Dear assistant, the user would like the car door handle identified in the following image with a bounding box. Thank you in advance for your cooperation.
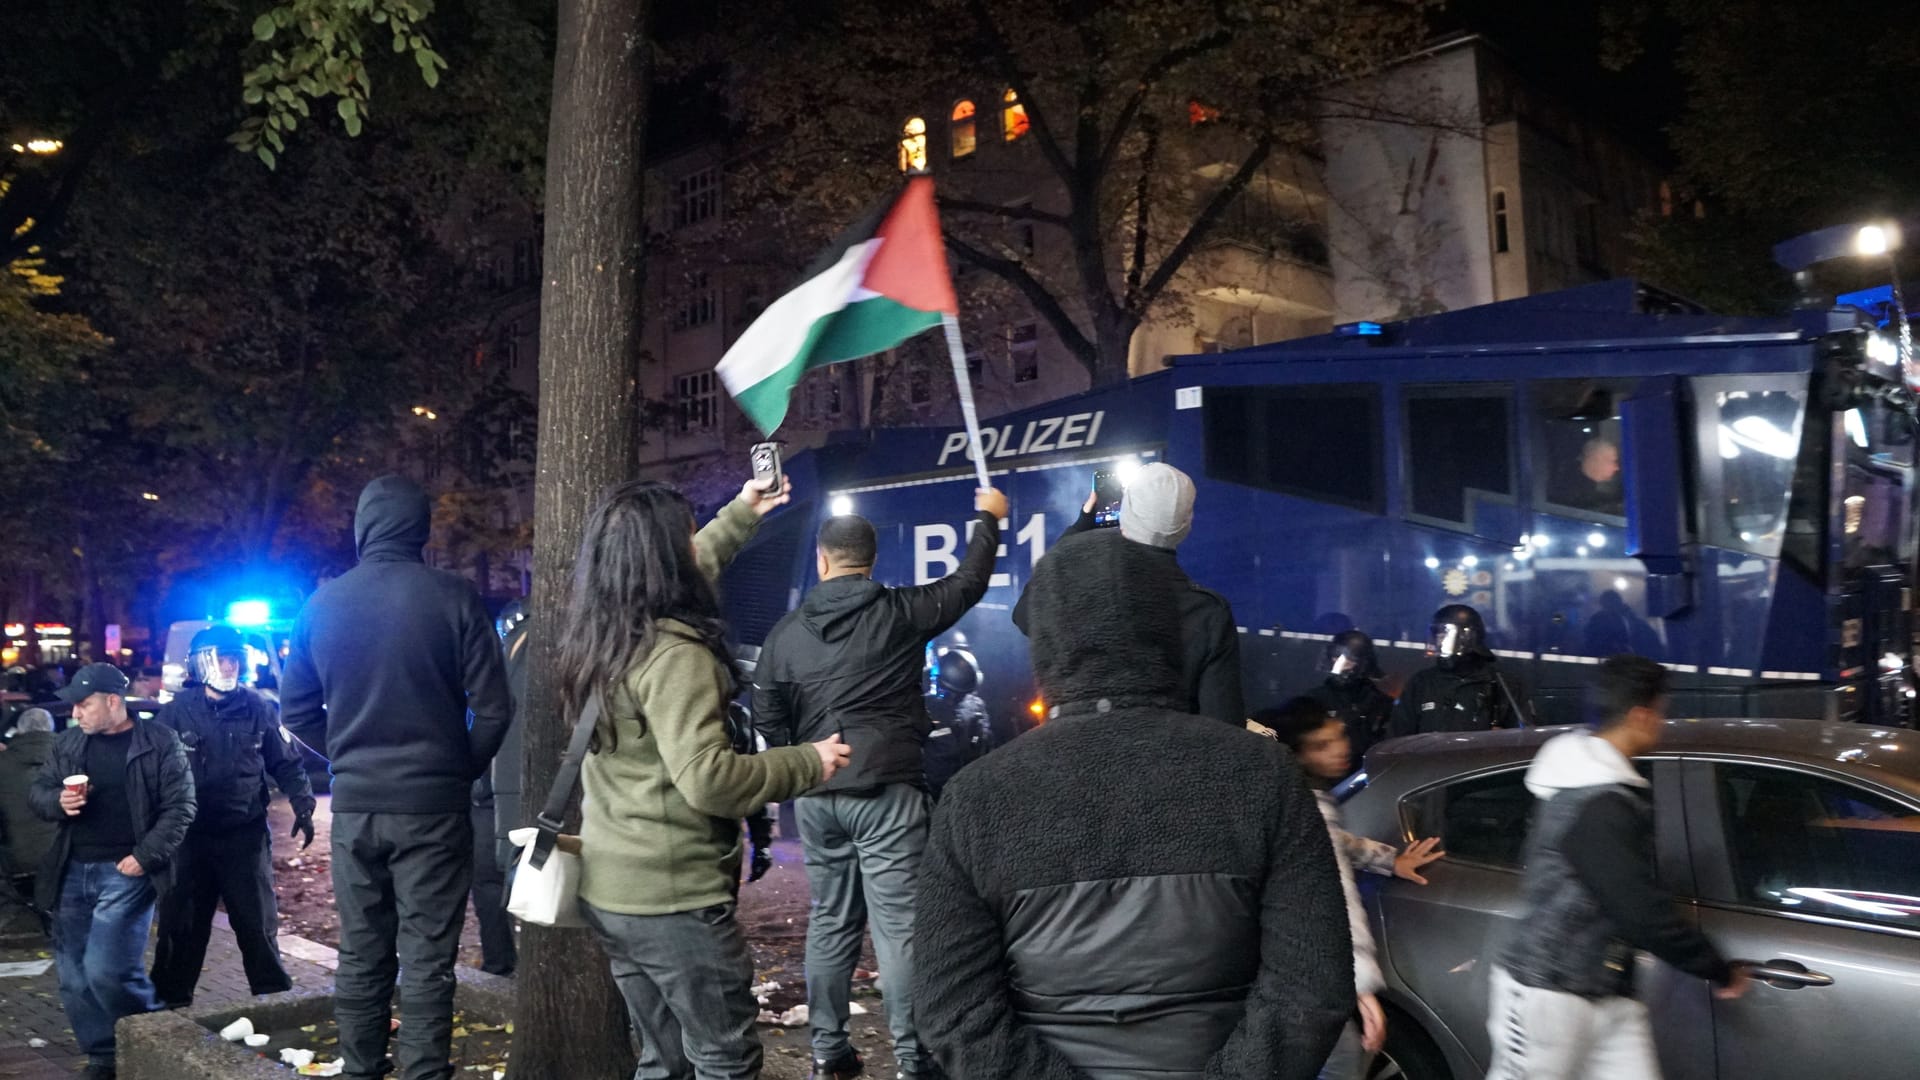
[1743,959,1835,989]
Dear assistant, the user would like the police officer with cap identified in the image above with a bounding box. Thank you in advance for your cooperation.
[149,625,316,1008]
[1306,630,1394,767]
[1391,605,1532,737]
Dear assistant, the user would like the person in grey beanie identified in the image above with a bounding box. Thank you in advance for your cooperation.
[1013,462,1244,724]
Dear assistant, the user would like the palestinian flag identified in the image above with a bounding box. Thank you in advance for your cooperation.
[717,176,958,435]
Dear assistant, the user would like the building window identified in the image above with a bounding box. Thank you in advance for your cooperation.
[1188,100,1221,126]
[676,371,717,433]
[499,322,521,372]
[1404,386,1514,530]
[951,100,977,159]
[1002,89,1029,142]
[966,349,983,380]
[674,271,717,331]
[825,377,843,417]
[1009,322,1039,383]
[673,167,720,229]
[1492,190,1509,254]
[900,117,928,173]
[512,239,535,286]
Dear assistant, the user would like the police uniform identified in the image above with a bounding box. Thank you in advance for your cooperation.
[149,680,314,1006]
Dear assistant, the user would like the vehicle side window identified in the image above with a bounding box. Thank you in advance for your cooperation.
[1532,379,1632,521]
[1402,769,1534,871]
[1714,764,1920,930]
[1404,386,1513,530]
[1203,384,1383,513]
[1688,375,1809,559]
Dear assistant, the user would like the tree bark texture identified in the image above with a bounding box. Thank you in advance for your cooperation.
[509,0,648,1074]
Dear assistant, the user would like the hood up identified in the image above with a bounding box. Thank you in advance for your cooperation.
[799,576,886,642]
[1524,729,1648,800]
[354,475,432,562]
[1025,528,1184,711]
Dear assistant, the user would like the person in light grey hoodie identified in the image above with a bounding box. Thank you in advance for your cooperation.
[1488,655,1749,1079]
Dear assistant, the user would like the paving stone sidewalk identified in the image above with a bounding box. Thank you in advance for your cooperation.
[0,915,338,1079]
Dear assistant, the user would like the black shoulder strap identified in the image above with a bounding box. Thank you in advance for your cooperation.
[527,690,602,871]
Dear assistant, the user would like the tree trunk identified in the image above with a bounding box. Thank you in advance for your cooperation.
[508,0,648,1075]
[1091,308,1138,388]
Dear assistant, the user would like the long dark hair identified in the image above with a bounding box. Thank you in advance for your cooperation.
[555,480,736,745]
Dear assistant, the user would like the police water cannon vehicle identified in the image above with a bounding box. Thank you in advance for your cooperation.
[720,280,1920,731]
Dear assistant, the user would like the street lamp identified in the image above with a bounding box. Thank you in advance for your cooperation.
[1856,225,1912,387]
[10,139,63,155]
[1775,220,1913,386]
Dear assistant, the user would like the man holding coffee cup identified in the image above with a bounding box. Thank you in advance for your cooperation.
[29,662,197,1080]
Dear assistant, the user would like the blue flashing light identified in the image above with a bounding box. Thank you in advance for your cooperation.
[1336,321,1384,337]
[226,600,272,627]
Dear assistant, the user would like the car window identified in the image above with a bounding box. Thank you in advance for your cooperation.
[1403,769,1535,870]
[1714,764,1920,930]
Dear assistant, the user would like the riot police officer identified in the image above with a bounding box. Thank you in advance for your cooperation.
[1306,630,1394,766]
[150,626,316,1007]
[1391,605,1532,737]
[923,648,993,800]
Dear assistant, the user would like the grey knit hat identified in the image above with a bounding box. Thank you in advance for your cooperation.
[1119,463,1196,550]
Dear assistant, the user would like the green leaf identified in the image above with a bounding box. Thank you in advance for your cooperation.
[338,97,358,122]
[344,110,363,137]
[394,34,408,53]
[421,64,439,88]
[243,86,265,105]
[265,127,285,152]
[256,145,276,170]
[371,9,387,23]
[253,12,277,41]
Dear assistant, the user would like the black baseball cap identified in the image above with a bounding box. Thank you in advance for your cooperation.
[56,663,132,704]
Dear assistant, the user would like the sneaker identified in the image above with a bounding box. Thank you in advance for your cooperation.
[898,1067,945,1080]
[811,1050,864,1079]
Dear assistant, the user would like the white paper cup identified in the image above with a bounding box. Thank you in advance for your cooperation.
[63,774,88,795]
[220,1017,253,1041]
[244,1033,270,1048]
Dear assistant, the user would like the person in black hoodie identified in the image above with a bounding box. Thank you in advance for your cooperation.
[754,485,1007,1080]
[149,625,316,1007]
[1306,631,1394,768]
[282,475,511,1080]
[915,527,1352,1080]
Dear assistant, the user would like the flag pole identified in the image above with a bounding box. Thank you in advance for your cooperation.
[939,313,993,491]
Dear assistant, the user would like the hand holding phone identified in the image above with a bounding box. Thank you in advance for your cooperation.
[1090,469,1125,528]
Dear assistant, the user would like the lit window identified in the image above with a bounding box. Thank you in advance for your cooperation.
[676,372,718,433]
[1010,322,1039,383]
[900,117,929,173]
[674,271,717,331]
[1188,100,1220,126]
[951,100,977,159]
[673,167,720,228]
[1002,89,1029,142]
[1492,190,1509,254]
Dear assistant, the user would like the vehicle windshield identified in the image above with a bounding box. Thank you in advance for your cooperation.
[1691,375,1809,558]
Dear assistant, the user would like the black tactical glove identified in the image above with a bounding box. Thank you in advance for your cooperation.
[291,813,315,851]
[749,844,774,883]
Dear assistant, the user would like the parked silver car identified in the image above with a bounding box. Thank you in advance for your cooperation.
[1339,718,1920,1079]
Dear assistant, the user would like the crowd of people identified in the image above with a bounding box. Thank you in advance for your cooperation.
[0,462,1755,1080]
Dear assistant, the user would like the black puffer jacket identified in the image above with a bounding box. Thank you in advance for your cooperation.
[753,512,999,793]
[29,720,196,909]
[915,529,1351,1080]
[282,476,513,814]
[155,687,314,833]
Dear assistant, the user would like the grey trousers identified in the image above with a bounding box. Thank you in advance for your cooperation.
[581,900,762,1080]
[795,783,930,1068]
[331,811,473,1080]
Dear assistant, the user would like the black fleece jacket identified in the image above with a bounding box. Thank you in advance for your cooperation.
[915,529,1351,1080]
[282,476,512,814]
[754,511,999,793]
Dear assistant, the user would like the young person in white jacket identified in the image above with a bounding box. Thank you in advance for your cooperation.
[1256,699,1446,1079]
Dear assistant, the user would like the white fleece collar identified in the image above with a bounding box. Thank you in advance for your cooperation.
[1524,729,1648,800]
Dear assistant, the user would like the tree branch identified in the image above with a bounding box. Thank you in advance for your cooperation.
[1136,135,1272,312]
[944,232,1098,377]
[1124,116,1160,310]
[1096,27,1236,179]
[937,197,1070,228]
[963,0,1076,184]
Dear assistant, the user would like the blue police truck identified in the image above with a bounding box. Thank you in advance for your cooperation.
[721,280,1916,732]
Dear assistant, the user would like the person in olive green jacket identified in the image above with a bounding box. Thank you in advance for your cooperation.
[558,474,851,1080]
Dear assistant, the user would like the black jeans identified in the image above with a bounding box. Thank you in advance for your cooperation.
[331,811,472,1080]
[581,899,762,1080]
[468,800,515,976]
[151,822,291,1006]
